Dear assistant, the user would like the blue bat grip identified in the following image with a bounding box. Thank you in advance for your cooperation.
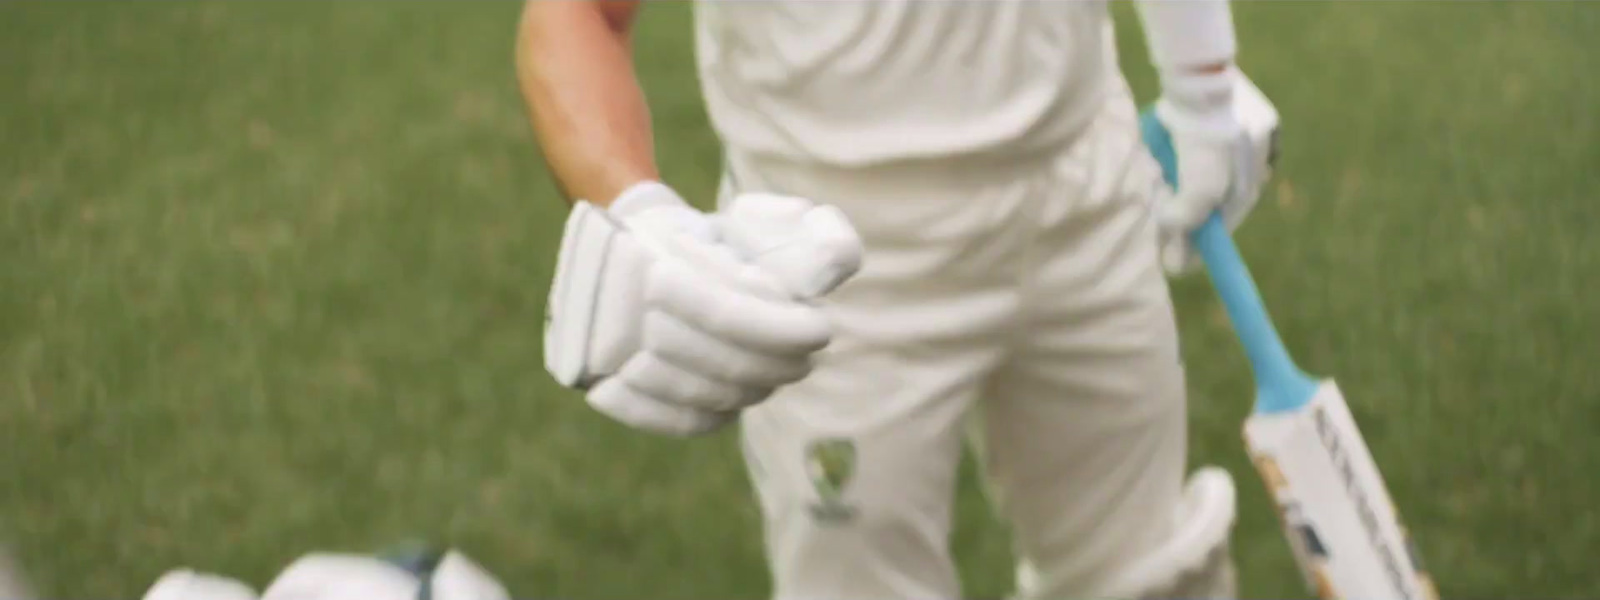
[1138,112,1319,414]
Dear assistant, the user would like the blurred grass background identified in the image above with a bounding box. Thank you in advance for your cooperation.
[2,1,1597,597]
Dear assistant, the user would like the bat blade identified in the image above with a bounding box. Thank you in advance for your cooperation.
[1244,381,1438,600]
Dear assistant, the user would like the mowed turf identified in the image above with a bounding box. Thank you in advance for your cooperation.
[2,1,1597,598]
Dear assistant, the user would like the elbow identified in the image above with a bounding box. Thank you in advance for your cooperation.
[597,1,642,34]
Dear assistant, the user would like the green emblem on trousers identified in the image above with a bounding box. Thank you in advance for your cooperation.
[805,437,857,524]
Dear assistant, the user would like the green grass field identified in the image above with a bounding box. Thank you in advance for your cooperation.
[3,1,1598,598]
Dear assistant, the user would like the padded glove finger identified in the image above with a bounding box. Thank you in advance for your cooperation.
[718,193,864,300]
[647,257,833,357]
[587,377,736,436]
[643,311,815,388]
[616,351,766,412]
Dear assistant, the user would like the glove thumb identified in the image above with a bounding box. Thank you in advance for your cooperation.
[430,551,513,600]
[717,193,864,300]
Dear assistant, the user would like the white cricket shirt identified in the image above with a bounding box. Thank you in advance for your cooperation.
[694,0,1117,166]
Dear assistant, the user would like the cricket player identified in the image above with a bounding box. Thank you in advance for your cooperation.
[524,1,1276,599]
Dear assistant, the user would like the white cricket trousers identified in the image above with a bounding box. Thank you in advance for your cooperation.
[719,85,1201,600]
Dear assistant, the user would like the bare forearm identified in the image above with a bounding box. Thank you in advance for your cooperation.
[516,0,655,206]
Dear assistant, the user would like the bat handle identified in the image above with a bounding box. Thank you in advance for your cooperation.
[1139,112,1320,414]
[1191,217,1320,412]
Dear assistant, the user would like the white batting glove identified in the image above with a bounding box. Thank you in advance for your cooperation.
[544,182,863,436]
[143,570,260,600]
[142,550,510,600]
[1153,68,1277,274]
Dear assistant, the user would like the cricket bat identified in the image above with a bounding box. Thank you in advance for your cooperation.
[1139,79,1439,600]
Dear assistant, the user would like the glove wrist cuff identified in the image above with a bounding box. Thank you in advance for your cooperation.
[607,181,688,219]
[1162,67,1234,105]
[1158,68,1240,139]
